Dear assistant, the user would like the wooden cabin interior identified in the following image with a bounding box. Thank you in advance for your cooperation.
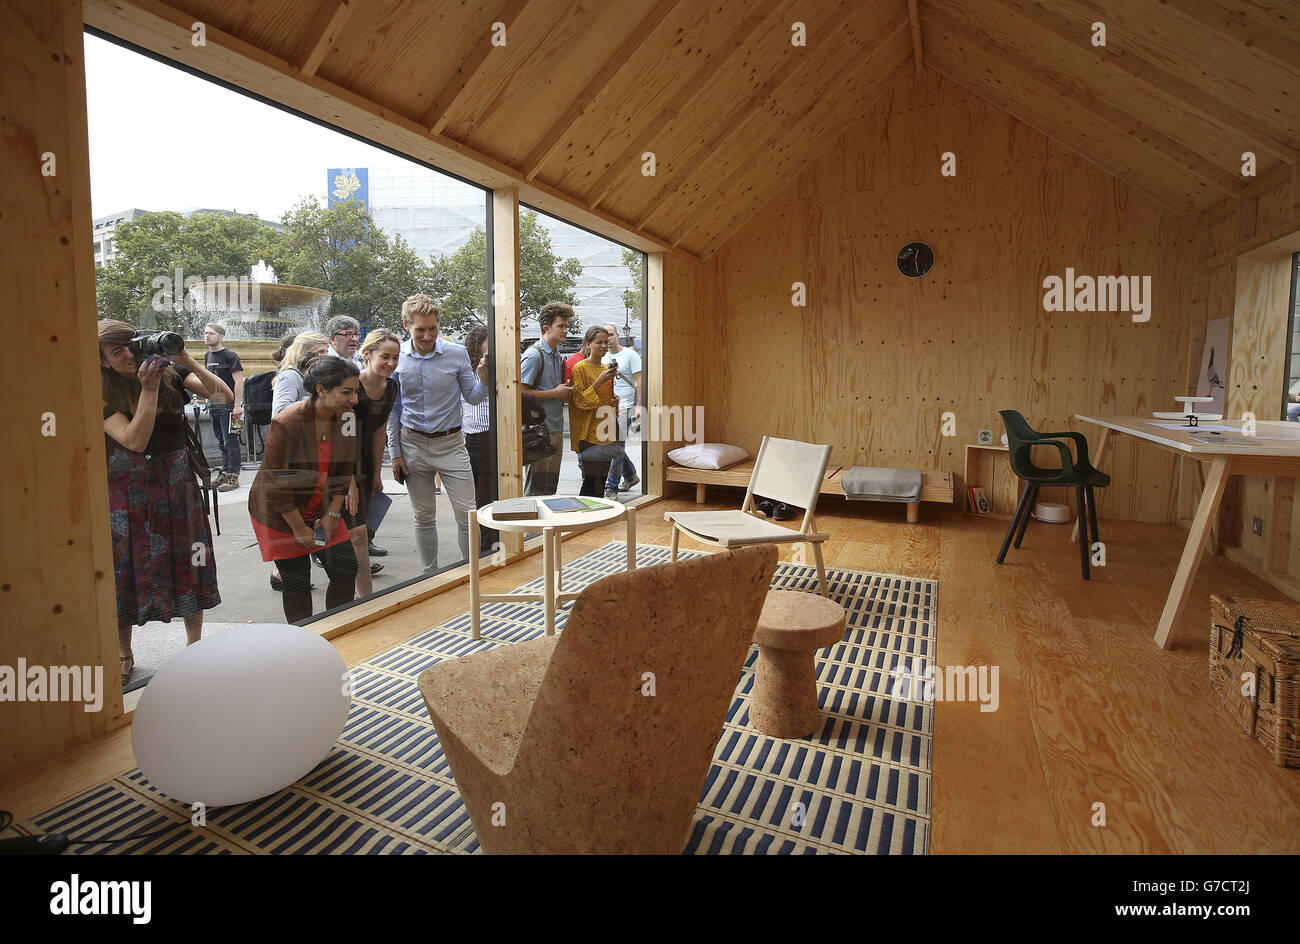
[2,0,1299,857]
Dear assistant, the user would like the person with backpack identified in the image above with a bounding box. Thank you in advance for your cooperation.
[202,323,245,492]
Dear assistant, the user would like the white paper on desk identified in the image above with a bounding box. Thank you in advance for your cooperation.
[1148,422,1241,432]
[1187,435,1264,445]
[1189,434,1296,443]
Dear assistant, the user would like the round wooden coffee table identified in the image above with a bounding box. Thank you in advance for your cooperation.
[470,496,635,639]
[749,590,846,738]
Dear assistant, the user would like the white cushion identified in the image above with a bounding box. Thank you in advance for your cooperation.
[668,442,749,470]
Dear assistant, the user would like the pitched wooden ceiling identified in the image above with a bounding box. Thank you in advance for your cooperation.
[88,0,1300,257]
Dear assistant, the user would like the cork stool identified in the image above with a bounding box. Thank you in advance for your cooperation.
[749,590,847,738]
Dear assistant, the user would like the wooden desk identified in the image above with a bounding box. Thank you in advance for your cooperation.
[470,497,636,639]
[1074,415,1300,649]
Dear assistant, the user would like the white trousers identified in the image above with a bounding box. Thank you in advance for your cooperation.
[400,427,477,571]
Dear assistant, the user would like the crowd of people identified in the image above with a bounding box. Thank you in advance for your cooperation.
[99,296,642,679]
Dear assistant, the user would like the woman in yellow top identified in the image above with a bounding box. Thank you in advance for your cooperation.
[568,325,620,498]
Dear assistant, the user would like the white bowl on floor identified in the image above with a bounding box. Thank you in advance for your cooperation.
[1032,502,1072,523]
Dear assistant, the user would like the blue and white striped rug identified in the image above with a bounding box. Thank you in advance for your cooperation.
[12,543,935,854]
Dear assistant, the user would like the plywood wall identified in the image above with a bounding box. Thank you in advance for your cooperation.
[701,68,1197,523]
[648,253,700,495]
[0,0,124,776]
[1184,161,1300,597]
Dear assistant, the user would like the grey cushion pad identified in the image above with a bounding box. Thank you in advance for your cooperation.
[841,466,922,502]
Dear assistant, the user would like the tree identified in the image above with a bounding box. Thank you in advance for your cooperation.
[428,209,582,336]
[265,197,433,332]
[95,211,279,332]
[620,247,645,332]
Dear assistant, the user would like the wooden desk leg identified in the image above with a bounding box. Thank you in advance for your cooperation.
[1071,426,1111,542]
[470,510,481,640]
[543,526,556,636]
[554,528,563,595]
[1154,456,1231,650]
[626,505,637,570]
[1194,461,1219,556]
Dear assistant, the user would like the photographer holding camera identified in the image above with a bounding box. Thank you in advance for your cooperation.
[98,320,233,688]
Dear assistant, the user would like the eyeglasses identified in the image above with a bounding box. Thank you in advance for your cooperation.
[333,331,360,339]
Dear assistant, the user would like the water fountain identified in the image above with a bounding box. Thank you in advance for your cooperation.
[187,262,332,341]
[184,262,332,375]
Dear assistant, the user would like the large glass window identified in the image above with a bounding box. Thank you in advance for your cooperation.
[86,32,493,689]
[517,205,647,501]
[1284,252,1300,422]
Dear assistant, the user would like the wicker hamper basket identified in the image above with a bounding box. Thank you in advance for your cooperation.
[1209,595,1300,767]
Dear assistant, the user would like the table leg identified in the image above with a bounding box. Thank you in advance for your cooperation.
[543,526,556,637]
[1154,456,1231,649]
[470,510,481,640]
[554,527,563,594]
[626,504,637,570]
[1071,425,1111,542]
[1194,460,1219,556]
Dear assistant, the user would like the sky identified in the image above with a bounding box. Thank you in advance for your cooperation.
[84,33,413,221]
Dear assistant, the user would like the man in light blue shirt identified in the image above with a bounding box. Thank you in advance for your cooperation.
[387,294,488,570]
[519,302,574,495]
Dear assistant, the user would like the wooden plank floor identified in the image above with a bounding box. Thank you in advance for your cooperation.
[3,495,1298,853]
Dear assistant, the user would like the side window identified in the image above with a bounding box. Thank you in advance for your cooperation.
[1285,253,1300,422]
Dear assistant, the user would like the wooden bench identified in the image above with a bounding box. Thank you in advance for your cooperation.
[666,462,954,523]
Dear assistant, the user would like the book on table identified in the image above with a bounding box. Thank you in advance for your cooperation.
[490,498,538,520]
[542,497,611,513]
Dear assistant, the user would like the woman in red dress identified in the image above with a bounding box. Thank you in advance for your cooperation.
[250,355,361,622]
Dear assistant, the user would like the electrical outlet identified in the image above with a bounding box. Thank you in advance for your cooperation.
[1252,517,1264,536]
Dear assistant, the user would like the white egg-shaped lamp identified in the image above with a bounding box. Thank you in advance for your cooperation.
[132,624,350,807]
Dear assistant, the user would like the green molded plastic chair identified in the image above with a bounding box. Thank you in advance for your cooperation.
[997,410,1110,579]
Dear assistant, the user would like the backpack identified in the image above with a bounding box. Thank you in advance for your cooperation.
[244,370,276,425]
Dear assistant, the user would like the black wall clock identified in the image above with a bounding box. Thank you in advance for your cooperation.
[897,241,935,278]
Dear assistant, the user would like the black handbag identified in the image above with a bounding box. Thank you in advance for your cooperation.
[521,392,555,466]
[523,423,556,466]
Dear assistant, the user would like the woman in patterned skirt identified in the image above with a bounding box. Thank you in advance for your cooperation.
[99,320,231,687]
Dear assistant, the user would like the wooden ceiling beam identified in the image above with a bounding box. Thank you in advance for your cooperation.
[83,0,698,262]
[662,15,910,246]
[521,0,683,182]
[990,0,1298,165]
[633,0,870,231]
[292,0,355,78]
[690,39,916,255]
[1156,0,1300,75]
[923,48,1196,217]
[908,0,923,68]
[925,7,1245,200]
[582,4,774,212]
[419,0,536,135]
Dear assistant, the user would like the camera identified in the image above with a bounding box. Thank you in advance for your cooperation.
[128,330,185,358]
